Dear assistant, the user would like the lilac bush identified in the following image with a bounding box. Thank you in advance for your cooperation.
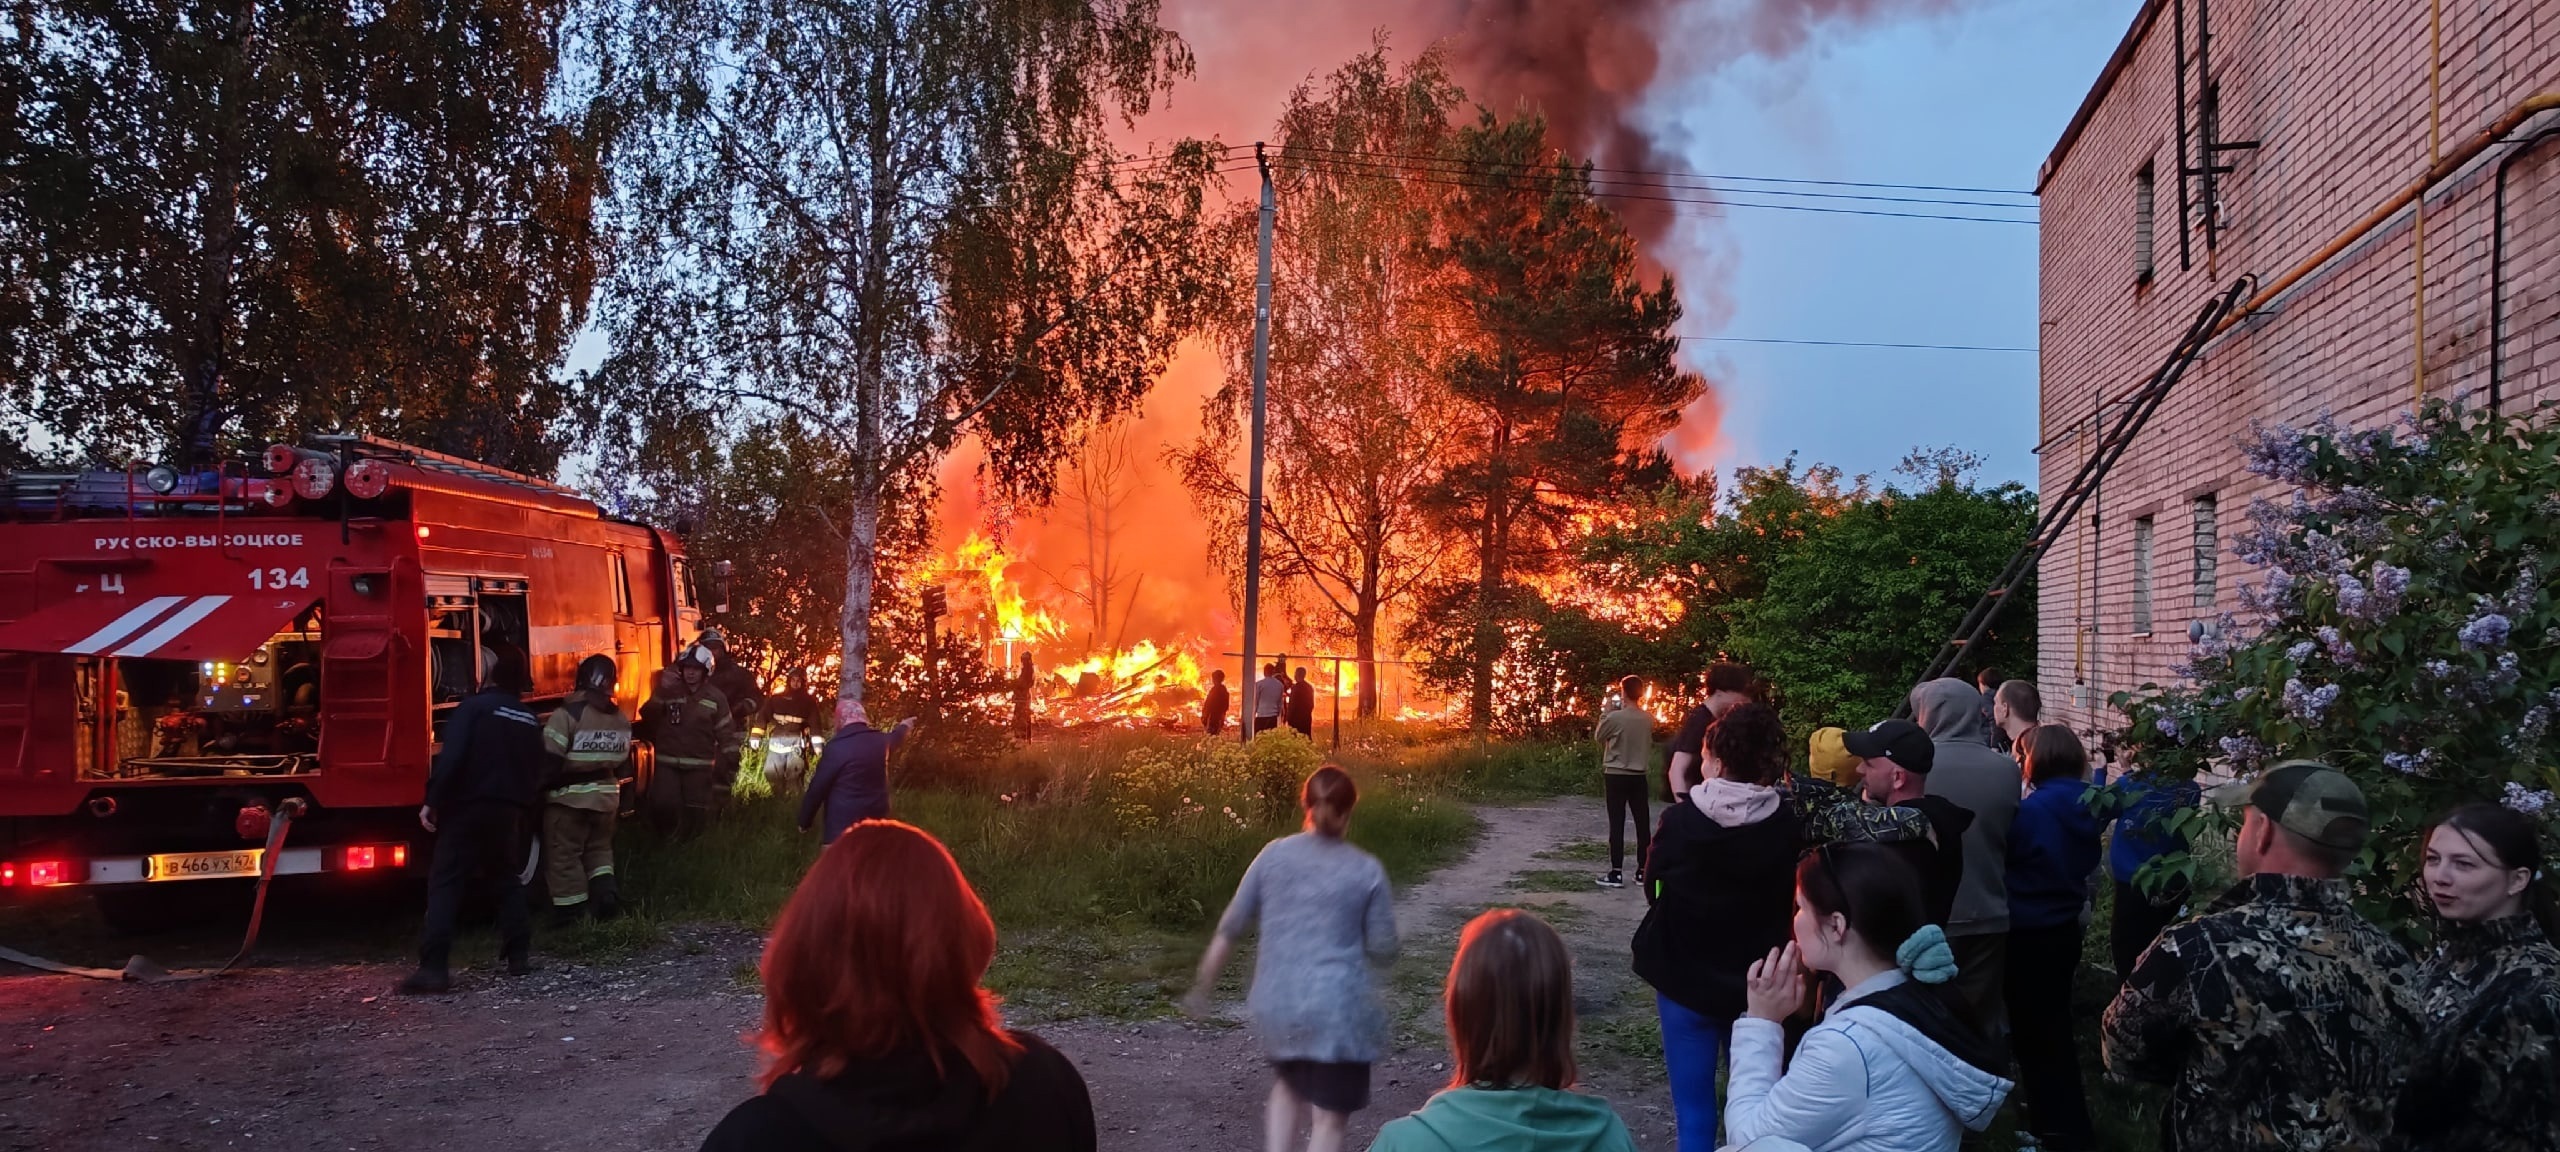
[2112,400,2560,922]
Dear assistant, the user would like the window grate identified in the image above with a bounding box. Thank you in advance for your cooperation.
[2136,164,2157,284]
[2192,494,2218,609]
[2133,516,2156,634]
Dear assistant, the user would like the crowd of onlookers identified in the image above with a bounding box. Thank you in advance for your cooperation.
[694,662,2560,1152]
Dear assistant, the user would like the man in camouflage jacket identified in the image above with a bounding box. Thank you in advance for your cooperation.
[2102,762,2420,1152]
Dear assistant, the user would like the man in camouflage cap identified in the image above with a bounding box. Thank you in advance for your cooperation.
[2102,760,2421,1151]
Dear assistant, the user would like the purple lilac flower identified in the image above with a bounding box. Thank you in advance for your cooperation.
[2503,781,2554,818]
[2423,659,2455,681]
[2461,612,2513,651]
[2218,735,2268,767]
[2155,715,2183,742]
[2385,752,2424,775]
[2494,652,2522,688]
[2510,706,2550,749]
[2505,564,2540,616]
[2316,626,2358,664]
[2287,641,2316,664]
[2282,678,2340,725]
[2369,565,2411,615]
[2243,423,2316,483]
[2335,575,2370,619]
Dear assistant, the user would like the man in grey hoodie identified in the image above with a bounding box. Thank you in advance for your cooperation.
[1909,677,2020,1043]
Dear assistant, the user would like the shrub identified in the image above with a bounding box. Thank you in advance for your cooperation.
[2109,400,2560,924]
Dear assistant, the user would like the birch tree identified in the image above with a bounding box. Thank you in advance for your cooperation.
[585,0,1222,703]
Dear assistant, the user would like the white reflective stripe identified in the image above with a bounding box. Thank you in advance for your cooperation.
[66,596,185,655]
[111,596,231,658]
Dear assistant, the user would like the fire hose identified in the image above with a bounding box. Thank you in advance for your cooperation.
[0,797,306,982]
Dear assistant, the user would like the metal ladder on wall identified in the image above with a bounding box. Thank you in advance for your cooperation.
[1895,276,2255,717]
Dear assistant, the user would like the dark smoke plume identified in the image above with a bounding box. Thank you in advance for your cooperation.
[1429,0,1961,246]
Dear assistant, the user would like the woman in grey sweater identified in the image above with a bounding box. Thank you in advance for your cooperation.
[1185,765,1400,1152]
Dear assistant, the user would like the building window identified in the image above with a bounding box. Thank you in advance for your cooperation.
[2133,515,2156,634]
[2134,164,2156,284]
[2191,494,2218,609]
[610,552,634,617]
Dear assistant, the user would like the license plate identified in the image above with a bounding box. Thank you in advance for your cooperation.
[147,849,264,881]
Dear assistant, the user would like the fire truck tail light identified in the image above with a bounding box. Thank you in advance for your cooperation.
[345,846,377,871]
[25,861,66,887]
[343,459,390,500]
[415,525,432,540]
[390,844,408,868]
[1,862,15,886]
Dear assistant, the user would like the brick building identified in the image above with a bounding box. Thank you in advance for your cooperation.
[2032,0,2560,752]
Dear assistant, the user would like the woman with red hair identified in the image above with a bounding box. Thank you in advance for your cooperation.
[700,820,1096,1151]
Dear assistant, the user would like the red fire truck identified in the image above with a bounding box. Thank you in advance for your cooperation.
[0,436,703,929]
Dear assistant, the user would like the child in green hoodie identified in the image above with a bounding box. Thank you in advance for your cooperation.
[1369,910,1640,1152]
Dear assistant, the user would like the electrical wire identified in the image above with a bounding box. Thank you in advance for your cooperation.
[1276,142,2039,210]
[1685,336,2036,352]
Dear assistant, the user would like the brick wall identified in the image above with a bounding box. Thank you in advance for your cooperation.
[2033,0,2560,758]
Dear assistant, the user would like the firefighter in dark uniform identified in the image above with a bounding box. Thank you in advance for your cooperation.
[402,644,544,995]
[541,654,633,926]
[640,652,735,840]
[761,670,822,788]
[695,632,762,797]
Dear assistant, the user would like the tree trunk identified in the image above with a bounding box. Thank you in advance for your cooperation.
[1464,514,1495,737]
[183,0,254,464]
[1353,605,1380,720]
[838,486,882,704]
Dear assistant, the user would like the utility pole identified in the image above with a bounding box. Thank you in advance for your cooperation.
[1240,143,1275,745]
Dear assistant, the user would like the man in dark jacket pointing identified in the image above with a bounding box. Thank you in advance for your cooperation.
[800,700,916,844]
[403,644,545,995]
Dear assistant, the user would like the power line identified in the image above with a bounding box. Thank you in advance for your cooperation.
[1278,143,2038,211]
[1279,158,2037,225]
[1236,141,2037,199]
[1684,335,2036,353]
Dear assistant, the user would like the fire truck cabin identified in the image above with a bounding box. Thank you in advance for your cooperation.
[0,437,698,922]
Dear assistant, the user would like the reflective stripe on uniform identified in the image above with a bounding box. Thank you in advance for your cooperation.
[549,781,622,799]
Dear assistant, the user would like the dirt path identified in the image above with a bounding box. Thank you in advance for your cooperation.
[0,798,1672,1151]
[1044,796,1675,1151]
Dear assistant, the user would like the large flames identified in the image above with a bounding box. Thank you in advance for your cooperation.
[924,533,1214,727]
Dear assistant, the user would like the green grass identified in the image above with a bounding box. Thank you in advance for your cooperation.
[591,727,1491,1016]
[1536,839,1612,862]
[1507,869,1601,893]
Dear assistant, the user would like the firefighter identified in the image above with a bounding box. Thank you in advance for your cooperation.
[694,632,763,797]
[403,644,544,995]
[640,652,735,840]
[541,654,633,927]
[762,669,822,788]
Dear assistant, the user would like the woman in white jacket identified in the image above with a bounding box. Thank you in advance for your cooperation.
[1720,843,2013,1152]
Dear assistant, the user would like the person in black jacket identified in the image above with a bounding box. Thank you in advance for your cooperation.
[401,644,546,995]
[701,820,1097,1152]
[800,700,916,844]
[1631,701,1803,1152]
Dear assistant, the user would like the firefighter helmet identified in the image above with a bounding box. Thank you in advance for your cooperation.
[675,650,708,674]
[576,654,618,693]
